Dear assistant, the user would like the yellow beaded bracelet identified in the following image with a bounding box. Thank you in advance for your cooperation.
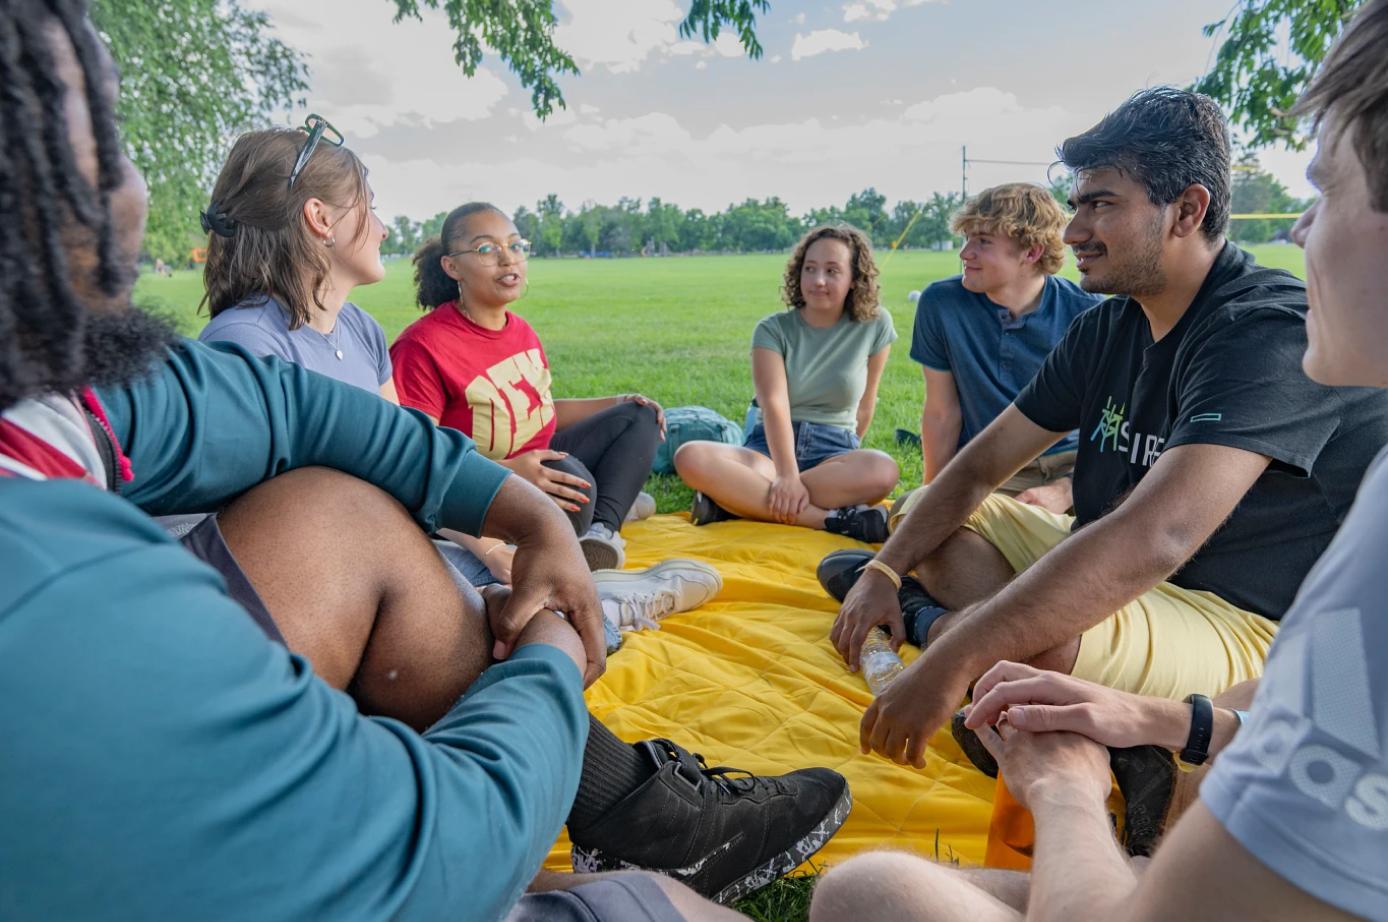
[862,558,902,590]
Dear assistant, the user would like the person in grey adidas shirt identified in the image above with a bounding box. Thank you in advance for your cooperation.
[811,2,1388,920]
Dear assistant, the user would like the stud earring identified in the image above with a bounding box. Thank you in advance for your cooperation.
[325,234,336,248]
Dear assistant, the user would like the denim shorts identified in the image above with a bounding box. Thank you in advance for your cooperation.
[744,420,860,471]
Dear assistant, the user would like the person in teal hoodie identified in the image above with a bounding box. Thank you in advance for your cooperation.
[0,2,842,919]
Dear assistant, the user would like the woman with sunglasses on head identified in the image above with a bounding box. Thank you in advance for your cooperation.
[195,123,513,588]
[392,203,664,571]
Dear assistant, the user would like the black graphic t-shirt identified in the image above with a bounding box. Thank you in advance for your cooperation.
[1015,243,1388,618]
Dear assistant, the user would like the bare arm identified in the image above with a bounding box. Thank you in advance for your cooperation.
[752,347,798,477]
[753,346,812,523]
[855,346,891,440]
[859,440,1271,767]
[553,396,621,429]
[554,394,665,436]
[834,405,1060,668]
[1029,799,1359,922]
[920,366,963,483]
[928,441,1271,680]
[379,380,400,405]
[877,405,1060,577]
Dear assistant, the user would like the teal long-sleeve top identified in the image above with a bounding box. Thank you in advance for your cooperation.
[0,341,589,921]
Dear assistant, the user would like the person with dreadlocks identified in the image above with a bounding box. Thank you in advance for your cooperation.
[0,2,848,919]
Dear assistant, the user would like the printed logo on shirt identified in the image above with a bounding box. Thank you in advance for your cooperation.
[464,348,554,457]
[1242,608,1388,831]
[1088,395,1166,468]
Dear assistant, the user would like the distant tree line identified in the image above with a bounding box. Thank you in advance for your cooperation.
[382,188,967,259]
[380,157,1307,260]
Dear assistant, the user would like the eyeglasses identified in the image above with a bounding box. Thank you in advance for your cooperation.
[288,114,344,190]
[447,240,532,264]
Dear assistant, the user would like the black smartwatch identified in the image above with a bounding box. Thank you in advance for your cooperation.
[1180,693,1214,766]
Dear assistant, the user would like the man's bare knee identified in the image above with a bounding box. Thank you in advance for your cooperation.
[813,852,1022,922]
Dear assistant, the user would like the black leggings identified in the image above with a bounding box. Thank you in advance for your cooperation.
[546,401,660,534]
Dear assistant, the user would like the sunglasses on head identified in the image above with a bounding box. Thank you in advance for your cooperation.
[288,114,344,189]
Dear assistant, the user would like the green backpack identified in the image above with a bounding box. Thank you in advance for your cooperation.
[651,405,743,474]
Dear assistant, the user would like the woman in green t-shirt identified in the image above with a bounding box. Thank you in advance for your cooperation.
[674,224,900,542]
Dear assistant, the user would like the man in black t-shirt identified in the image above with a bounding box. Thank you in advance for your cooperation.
[831,86,1388,767]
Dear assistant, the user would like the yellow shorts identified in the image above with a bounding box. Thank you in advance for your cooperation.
[896,490,1277,700]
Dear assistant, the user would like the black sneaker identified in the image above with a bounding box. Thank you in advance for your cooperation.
[815,549,875,601]
[569,739,852,904]
[816,549,948,646]
[824,505,889,543]
[1110,744,1176,857]
[950,709,998,778]
[690,491,736,526]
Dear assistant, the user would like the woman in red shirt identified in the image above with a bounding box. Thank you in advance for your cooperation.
[392,203,663,570]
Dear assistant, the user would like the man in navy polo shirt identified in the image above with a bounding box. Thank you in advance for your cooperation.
[903,183,1102,519]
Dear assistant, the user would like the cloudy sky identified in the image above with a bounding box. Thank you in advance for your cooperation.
[246,0,1315,224]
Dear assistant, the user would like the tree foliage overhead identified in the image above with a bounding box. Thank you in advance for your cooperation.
[1192,0,1363,149]
[97,0,770,263]
[387,0,578,119]
[92,0,308,262]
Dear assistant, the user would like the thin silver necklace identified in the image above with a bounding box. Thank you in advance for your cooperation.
[317,320,344,360]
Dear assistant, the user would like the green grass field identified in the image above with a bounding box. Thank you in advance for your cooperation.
[136,243,1305,514]
[134,243,1304,920]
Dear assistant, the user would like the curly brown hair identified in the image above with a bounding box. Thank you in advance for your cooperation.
[781,224,880,322]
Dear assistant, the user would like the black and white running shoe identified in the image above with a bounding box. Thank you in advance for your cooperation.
[570,739,852,904]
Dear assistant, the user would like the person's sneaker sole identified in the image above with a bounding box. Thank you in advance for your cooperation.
[950,709,998,778]
[1110,744,1176,857]
[571,785,853,905]
[591,559,723,595]
[580,535,621,571]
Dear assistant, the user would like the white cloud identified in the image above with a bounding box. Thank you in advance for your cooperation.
[791,30,867,61]
[245,0,508,135]
[844,0,945,23]
[554,0,684,73]
[553,0,744,73]
[792,12,806,25]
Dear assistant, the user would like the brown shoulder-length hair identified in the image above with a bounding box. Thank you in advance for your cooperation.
[781,224,880,322]
[1291,0,1388,212]
[411,202,506,310]
[200,128,370,329]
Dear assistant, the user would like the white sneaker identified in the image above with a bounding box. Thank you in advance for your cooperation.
[594,559,723,631]
[624,491,657,523]
[580,523,627,571]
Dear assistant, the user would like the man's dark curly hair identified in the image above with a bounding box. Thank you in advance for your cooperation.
[0,0,154,412]
[1058,87,1232,241]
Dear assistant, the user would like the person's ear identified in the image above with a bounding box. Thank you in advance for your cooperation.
[1172,184,1212,239]
[1024,243,1044,265]
[440,251,463,281]
[301,197,334,243]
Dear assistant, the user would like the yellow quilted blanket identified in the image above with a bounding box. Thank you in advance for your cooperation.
[544,514,995,872]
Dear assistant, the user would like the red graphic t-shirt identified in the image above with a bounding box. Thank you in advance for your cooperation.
[390,302,556,460]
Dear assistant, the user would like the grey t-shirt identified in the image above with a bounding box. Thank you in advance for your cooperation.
[198,294,391,393]
[751,306,896,430]
[1201,444,1388,920]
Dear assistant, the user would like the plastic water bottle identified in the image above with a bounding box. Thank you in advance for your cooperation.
[860,628,904,695]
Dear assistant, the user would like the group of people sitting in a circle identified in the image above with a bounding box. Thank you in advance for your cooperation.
[4,1,1388,920]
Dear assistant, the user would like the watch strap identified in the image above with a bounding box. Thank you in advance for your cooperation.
[1180,693,1214,766]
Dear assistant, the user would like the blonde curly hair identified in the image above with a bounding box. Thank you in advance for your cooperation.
[781,224,881,322]
[950,183,1068,275]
